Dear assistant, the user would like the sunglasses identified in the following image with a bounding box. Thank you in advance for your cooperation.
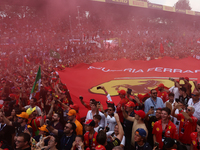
[192,94,197,97]
[108,109,112,111]
[187,109,191,112]
[18,117,22,119]
[15,140,23,143]
[152,92,157,94]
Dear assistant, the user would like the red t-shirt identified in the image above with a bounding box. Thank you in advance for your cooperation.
[157,91,168,103]
[152,120,179,149]
[28,115,47,136]
[117,98,129,123]
[84,131,98,150]
[177,114,197,144]
[190,132,199,150]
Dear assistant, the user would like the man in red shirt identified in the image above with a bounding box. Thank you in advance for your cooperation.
[152,107,178,149]
[116,90,129,123]
[172,103,197,149]
[157,83,168,103]
[84,119,98,150]
[190,120,200,150]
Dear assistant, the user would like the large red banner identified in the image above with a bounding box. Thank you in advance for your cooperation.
[58,57,200,117]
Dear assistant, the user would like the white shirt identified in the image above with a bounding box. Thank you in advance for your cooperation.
[188,98,200,120]
[85,110,105,128]
[106,115,117,132]
[106,131,125,146]
[169,86,180,99]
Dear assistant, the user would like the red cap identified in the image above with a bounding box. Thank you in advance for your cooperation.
[134,110,146,119]
[158,83,164,88]
[117,89,126,95]
[70,104,79,111]
[95,145,106,150]
[185,77,189,81]
[125,101,135,107]
[84,119,95,126]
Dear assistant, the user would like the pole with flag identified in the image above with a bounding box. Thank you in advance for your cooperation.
[29,66,41,100]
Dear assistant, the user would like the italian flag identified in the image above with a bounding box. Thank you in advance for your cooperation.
[30,66,41,99]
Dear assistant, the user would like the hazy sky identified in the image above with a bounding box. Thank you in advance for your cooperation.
[149,0,200,12]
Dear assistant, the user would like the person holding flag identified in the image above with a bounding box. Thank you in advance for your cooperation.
[30,66,41,101]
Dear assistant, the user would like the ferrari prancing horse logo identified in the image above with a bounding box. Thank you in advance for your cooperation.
[89,77,194,96]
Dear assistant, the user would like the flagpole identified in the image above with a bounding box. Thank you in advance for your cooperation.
[23,55,24,68]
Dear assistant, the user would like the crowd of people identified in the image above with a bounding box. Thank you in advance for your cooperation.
[1,74,200,150]
[0,2,200,150]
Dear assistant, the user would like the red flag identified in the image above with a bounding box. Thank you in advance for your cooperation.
[160,43,164,53]
[58,57,200,117]
[24,57,30,64]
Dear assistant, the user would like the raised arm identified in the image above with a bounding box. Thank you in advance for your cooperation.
[114,113,124,142]
[0,112,12,126]
[193,81,200,92]
[46,120,58,135]
[121,105,135,122]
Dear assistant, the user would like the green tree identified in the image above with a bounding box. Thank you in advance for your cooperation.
[174,0,191,10]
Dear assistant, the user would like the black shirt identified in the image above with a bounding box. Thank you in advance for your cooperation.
[105,138,121,150]
[22,147,31,150]
[124,111,135,138]
[146,116,158,147]
[179,95,190,105]
[135,142,152,150]
[12,122,33,136]
[58,130,76,150]
[0,124,15,146]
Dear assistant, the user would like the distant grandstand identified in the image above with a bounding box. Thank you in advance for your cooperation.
[92,0,200,16]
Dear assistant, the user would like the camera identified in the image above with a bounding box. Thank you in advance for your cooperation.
[162,131,166,142]
[105,126,110,132]
[79,96,83,100]
[97,86,101,90]
[46,120,51,126]
[175,121,179,125]
[175,98,179,103]
[181,128,185,133]
[154,142,159,150]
